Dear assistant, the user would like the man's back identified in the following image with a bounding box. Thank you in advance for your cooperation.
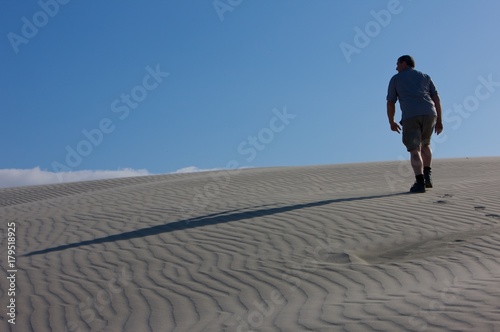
[387,68,438,121]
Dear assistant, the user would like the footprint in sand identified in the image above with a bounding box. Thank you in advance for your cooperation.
[323,252,367,265]
[328,253,352,264]
[471,205,500,218]
[434,194,454,204]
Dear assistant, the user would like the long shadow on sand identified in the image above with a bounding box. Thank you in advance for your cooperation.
[24,192,410,256]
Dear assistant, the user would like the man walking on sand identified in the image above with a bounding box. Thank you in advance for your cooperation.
[387,55,444,193]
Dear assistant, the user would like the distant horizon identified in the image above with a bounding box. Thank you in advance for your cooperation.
[1,155,499,189]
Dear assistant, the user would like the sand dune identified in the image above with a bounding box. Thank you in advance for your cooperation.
[1,157,500,331]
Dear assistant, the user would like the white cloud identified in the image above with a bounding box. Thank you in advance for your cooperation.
[0,165,249,189]
[173,166,222,174]
[0,167,151,189]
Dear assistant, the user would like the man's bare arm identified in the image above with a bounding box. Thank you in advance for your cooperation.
[387,100,401,133]
[431,94,443,134]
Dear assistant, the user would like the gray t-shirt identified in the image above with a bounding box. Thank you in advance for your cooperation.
[387,68,438,121]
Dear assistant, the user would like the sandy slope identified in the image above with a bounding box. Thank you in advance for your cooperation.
[1,157,500,331]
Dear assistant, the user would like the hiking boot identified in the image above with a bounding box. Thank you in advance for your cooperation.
[410,182,426,193]
[424,168,433,188]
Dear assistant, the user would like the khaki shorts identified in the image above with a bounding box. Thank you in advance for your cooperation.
[401,115,437,151]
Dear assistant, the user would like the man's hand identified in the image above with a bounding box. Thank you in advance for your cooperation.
[435,121,443,135]
[390,121,401,134]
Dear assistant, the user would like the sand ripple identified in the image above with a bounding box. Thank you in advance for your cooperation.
[1,158,500,331]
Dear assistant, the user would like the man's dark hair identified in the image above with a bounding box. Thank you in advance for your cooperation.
[398,55,415,68]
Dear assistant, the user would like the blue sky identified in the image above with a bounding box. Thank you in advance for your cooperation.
[2,0,500,187]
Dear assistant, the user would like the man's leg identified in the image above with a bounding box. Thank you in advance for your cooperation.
[402,117,426,193]
[421,144,433,187]
[409,147,424,176]
[421,115,436,188]
[409,147,426,193]
[421,144,432,167]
